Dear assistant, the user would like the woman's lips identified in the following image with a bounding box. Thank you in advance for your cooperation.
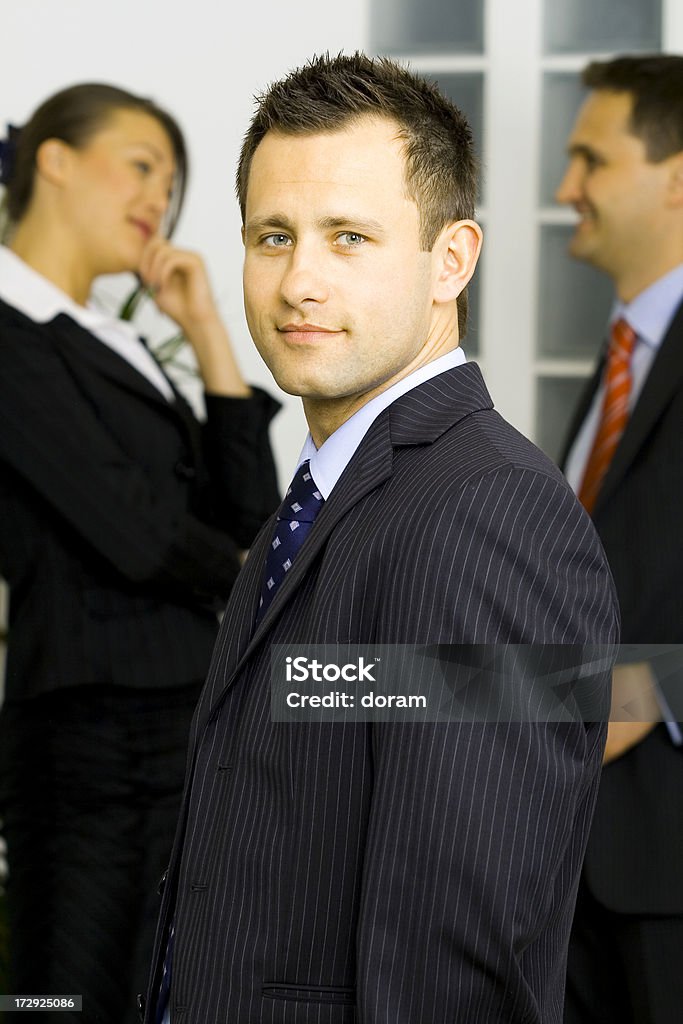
[130,219,153,240]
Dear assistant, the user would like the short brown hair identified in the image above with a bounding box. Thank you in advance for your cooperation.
[236,52,479,334]
[583,54,683,161]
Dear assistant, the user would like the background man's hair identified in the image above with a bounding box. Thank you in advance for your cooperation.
[236,52,479,336]
[582,54,683,161]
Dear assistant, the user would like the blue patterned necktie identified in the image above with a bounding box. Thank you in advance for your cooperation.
[256,460,324,625]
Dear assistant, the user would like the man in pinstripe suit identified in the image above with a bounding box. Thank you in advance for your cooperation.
[145,54,618,1024]
[555,55,683,1023]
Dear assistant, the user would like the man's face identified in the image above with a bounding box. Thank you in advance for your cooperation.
[242,116,453,432]
[555,90,673,294]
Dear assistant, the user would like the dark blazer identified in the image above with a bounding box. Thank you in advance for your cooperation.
[559,298,683,913]
[0,297,280,699]
[146,364,618,1024]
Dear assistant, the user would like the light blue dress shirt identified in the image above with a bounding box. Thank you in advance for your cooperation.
[564,263,683,745]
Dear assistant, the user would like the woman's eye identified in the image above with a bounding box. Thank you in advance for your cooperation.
[134,160,152,175]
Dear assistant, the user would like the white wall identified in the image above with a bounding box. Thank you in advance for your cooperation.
[2,0,368,488]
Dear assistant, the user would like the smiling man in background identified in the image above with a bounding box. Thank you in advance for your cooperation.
[145,53,618,1024]
[556,54,683,1024]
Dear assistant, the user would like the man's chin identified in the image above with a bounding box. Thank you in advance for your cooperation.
[278,382,343,401]
[263,364,346,400]
[567,230,598,264]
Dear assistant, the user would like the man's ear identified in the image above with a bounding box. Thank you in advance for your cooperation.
[432,220,483,305]
[35,138,73,187]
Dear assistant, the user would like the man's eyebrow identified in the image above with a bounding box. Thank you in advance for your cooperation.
[567,142,603,161]
[244,214,387,237]
[243,214,294,236]
[318,216,386,236]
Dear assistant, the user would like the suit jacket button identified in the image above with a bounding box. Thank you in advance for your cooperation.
[137,993,146,1021]
[175,460,196,480]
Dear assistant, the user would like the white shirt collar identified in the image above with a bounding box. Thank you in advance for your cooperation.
[0,246,174,401]
[612,263,683,351]
[0,245,137,337]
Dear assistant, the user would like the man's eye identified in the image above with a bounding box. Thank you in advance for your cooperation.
[263,234,291,247]
[133,160,152,175]
[337,232,366,246]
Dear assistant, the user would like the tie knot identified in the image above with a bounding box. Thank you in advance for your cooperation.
[609,317,637,363]
[279,460,324,524]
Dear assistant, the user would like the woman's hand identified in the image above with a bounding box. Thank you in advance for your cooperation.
[139,238,219,334]
[139,238,250,397]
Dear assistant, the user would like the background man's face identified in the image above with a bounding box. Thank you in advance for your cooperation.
[555,90,672,286]
[242,116,440,412]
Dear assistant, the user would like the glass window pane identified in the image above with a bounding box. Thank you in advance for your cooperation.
[537,225,613,359]
[536,376,589,462]
[540,73,586,206]
[371,0,484,55]
[423,73,485,198]
[544,0,661,54]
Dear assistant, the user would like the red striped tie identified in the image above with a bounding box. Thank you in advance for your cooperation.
[578,317,637,515]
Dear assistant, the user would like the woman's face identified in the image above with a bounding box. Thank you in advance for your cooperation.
[59,108,177,276]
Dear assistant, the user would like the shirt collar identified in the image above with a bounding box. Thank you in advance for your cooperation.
[298,347,467,499]
[612,263,683,351]
[0,245,141,342]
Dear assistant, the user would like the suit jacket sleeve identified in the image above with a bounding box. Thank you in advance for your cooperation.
[0,315,274,604]
[355,466,617,1021]
[203,389,280,549]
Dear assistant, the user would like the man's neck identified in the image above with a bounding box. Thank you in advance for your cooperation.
[615,250,683,304]
[304,313,461,446]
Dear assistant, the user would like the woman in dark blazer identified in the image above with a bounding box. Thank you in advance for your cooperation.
[0,83,279,1022]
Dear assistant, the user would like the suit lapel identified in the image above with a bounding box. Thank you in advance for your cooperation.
[202,362,495,721]
[594,300,683,516]
[202,413,396,721]
[51,313,179,412]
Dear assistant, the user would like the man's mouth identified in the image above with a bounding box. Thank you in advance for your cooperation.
[278,323,343,342]
[574,205,596,227]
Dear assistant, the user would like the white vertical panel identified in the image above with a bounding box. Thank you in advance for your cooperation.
[481,0,542,436]
[663,0,683,44]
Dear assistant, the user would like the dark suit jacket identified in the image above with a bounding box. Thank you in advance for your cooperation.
[559,297,683,913]
[0,297,279,699]
[146,364,618,1023]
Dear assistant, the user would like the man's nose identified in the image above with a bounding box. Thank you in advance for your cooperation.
[280,243,330,307]
[555,161,581,206]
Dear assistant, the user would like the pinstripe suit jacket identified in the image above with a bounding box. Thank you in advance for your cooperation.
[0,297,279,699]
[147,362,618,1023]
[559,297,683,913]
